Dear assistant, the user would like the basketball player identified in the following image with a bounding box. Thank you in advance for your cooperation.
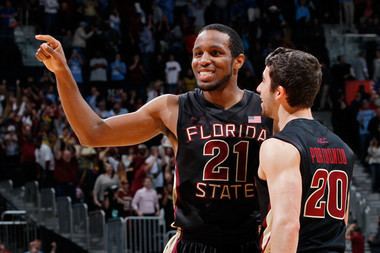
[256,47,355,253]
[35,24,272,252]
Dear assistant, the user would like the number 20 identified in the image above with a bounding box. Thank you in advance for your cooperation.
[304,169,349,220]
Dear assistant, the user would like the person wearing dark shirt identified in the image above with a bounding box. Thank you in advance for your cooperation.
[256,47,355,253]
[35,23,272,253]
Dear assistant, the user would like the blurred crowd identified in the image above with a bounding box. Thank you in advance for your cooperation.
[0,1,380,251]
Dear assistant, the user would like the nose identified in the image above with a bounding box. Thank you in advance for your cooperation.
[199,52,211,66]
[256,82,262,93]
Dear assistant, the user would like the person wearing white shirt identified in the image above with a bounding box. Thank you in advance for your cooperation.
[34,137,54,187]
[132,177,159,216]
[165,54,181,94]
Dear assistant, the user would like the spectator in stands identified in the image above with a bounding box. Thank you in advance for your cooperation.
[353,51,369,80]
[147,80,164,102]
[145,146,164,194]
[35,136,54,187]
[72,21,94,57]
[43,0,59,34]
[139,24,155,77]
[130,145,150,196]
[19,129,38,184]
[115,180,133,217]
[128,54,146,95]
[182,68,196,92]
[188,0,208,32]
[95,99,112,119]
[108,101,128,117]
[295,0,311,24]
[2,124,19,175]
[132,176,160,216]
[24,239,43,253]
[357,99,375,161]
[93,159,119,212]
[164,54,181,94]
[68,49,84,89]
[109,9,121,34]
[110,53,127,88]
[89,51,108,83]
[85,86,100,110]
[368,107,380,139]
[367,137,380,192]
[53,144,79,201]
[346,222,365,253]
[83,0,98,25]
[161,182,174,230]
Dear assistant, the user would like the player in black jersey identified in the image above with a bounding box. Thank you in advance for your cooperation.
[256,47,355,253]
[35,24,272,253]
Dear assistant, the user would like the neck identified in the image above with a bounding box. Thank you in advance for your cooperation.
[202,85,244,110]
[276,105,313,131]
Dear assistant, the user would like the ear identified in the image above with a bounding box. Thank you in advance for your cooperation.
[275,85,287,100]
[233,54,245,70]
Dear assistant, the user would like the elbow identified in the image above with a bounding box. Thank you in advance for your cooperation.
[76,122,106,147]
[78,136,95,147]
[274,217,300,237]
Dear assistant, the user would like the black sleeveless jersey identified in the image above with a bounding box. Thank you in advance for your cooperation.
[259,119,355,253]
[175,89,272,245]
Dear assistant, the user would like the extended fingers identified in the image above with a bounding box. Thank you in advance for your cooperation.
[35,34,60,48]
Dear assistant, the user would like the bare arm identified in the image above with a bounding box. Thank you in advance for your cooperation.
[35,35,178,148]
[259,138,302,253]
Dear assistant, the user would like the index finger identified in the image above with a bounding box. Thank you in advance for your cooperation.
[35,34,59,47]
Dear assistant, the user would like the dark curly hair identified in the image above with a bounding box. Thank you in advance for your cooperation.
[265,47,322,108]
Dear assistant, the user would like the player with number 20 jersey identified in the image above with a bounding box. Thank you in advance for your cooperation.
[259,119,355,252]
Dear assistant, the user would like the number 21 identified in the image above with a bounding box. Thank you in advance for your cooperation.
[202,140,249,182]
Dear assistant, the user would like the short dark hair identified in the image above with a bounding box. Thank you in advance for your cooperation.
[199,24,244,58]
[265,47,322,108]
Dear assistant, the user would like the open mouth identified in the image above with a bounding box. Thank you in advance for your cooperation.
[198,71,215,82]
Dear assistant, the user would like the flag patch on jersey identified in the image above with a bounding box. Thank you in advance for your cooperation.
[248,115,261,123]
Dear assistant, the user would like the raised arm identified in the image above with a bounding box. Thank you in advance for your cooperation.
[259,138,302,253]
[35,35,178,148]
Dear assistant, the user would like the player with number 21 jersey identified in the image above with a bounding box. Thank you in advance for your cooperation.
[174,88,272,247]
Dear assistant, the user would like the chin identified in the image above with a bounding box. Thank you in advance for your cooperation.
[198,83,219,91]
[197,80,228,92]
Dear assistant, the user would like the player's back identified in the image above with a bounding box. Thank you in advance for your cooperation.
[257,119,355,253]
[274,118,355,253]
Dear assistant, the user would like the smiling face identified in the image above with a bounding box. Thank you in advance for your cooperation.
[192,30,237,91]
[256,66,277,118]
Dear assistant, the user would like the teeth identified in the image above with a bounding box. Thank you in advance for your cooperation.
[199,72,213,77]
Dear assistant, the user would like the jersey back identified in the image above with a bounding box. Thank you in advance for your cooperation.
[175,89,272,245]
[263,119,355,252]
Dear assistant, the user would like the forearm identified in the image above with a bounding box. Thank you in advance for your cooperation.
[270,219,299,253]
[55,67,104,146]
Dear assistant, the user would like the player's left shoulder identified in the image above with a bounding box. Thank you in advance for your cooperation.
[260,138,300,168]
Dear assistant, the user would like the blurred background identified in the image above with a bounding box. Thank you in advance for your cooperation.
[0,0,379,252]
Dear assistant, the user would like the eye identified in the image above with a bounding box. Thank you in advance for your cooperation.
[210,50,221,56]
[193,51,202,57]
